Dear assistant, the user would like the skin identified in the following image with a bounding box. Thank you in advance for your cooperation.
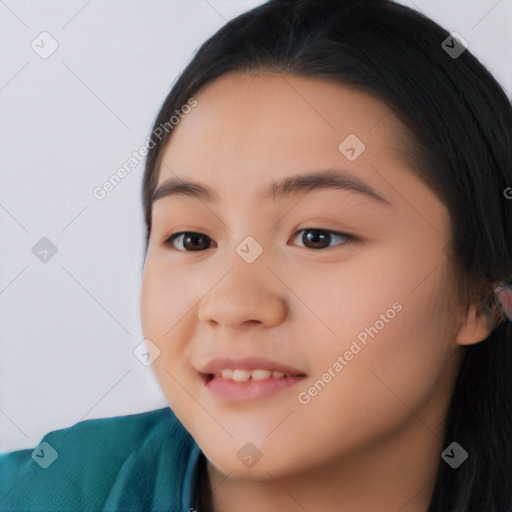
[139,72,494,512]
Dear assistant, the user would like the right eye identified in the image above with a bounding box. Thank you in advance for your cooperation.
[164,232,215,252]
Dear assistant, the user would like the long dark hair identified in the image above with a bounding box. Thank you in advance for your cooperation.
[141,1,512,509]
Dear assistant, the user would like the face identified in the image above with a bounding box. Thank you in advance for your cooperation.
[140,72,463,479]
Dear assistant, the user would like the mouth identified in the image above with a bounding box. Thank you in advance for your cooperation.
[198,357,307,402]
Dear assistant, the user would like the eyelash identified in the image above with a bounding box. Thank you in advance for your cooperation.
[164,228,356,252]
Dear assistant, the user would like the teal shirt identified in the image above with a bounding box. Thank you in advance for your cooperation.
[0,407,204,511]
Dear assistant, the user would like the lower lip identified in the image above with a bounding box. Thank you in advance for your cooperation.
[204,375,304,401]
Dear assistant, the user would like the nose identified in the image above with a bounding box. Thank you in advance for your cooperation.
[197,259,288,330]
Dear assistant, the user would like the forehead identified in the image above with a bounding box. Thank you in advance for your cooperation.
[155,72,418,209]
[160,72,405,161]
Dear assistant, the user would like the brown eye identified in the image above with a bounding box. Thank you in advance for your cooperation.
[165,232,213,251]
[291,228,353,250]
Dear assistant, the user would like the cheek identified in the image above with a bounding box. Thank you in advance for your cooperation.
[140,260,199,415]
[281,297,453,472]
[370,283,456,409]
[139,259,198,394]
[352,273,453,400]
[291,258,454,435]
[140,259,191,338]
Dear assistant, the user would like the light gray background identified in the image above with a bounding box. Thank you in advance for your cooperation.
[1,0,510,453]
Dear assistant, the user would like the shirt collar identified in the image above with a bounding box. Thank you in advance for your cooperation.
[180,440,203,511]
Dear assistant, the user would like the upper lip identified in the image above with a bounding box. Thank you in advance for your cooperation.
[198,357,306,377]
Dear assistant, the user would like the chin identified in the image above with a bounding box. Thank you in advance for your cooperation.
[199,438,306,482]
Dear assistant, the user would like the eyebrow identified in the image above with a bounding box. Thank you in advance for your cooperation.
[152,169,391,206]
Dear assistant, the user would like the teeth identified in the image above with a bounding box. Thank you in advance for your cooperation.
[232,369,252,382]
[220,369,234,379]
[252,370,272,380]
[216,369,287,381]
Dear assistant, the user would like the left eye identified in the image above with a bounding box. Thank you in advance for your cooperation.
[290,228,354,250]
[164,228,354,252]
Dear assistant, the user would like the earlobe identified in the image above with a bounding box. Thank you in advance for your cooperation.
[455,303,499,346]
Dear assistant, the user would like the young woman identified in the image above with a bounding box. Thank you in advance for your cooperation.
[2,1,511,511]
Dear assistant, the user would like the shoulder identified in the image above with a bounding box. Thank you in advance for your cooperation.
[0,407,198,511]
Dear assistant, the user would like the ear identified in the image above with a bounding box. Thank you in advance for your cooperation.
[455,302,500,346]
